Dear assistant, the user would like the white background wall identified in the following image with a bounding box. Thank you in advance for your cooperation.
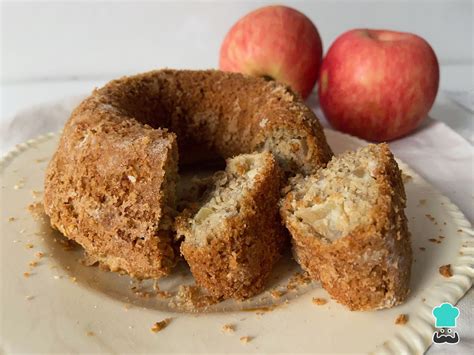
[1,0,473,83]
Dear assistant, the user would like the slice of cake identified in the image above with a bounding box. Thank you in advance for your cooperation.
[176,152,286,300]
[44,118,179,279]
[280,144,412,310]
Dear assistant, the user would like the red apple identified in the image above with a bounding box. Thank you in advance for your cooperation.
[318,29,439,141]
[219,5,323,99]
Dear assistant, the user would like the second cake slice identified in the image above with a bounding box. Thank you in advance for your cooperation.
[176,152,286,300]
[280,144,412,311]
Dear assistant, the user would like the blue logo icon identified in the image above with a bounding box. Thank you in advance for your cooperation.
[432,303,460,328]
[432,303,460,345]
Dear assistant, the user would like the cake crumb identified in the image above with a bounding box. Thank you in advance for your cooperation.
[419,247,426,251]
[25,295,34,300]
[312,297,328,306]
[151,318,172,333]
[401,172,412,183]
[428,238,440,244]
[23,272,30,278]
[395,314,408,325]
[286,271,312,291]
[86,331,95,336]
[29,261,38,267]
[168,285,217,311]
[156,290,173,298]
[270,290,285,299]
[439,264,453,278]
[25,243,34,249]
[31,190,43,199]
[457,229,463,233]
[240,336,252,344]
[425,214,436,222]
[8,216,17,222]
[222,324,235,333]
[27,202,46,220]
[243,305,278,315]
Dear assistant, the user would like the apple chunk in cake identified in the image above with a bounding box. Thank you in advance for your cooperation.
[176,152,286,300]
[280,143,411,311]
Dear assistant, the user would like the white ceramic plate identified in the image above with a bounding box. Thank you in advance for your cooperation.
[1,129,473,354]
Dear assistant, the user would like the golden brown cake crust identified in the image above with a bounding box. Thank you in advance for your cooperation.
[281,144,412,311]
[92,69,332,173]
[44,113,179,278]
[44,69,330,280]
[177,153,287,300]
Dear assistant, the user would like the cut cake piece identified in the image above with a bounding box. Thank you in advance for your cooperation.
[44,119,179,279]
[176,152,286,300]
[280,143,412,310]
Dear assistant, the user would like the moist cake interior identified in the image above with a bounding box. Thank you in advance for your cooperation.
[286,146,383,241]
[179,153,267,246]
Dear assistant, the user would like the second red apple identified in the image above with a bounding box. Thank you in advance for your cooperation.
[318,29,439,141]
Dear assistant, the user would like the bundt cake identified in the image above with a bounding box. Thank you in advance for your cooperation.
[176,152,285,300]
[280,144,412,310]
[44,69,332,280]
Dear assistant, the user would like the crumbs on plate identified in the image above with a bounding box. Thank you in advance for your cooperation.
[270,289,285,299]
[222,324,235,333]
[401,172,412,183]
[439,264,453,278]
[151,318,172,333]
[240,336,252,344]
[395,314,408,325]
[312,297,328,306]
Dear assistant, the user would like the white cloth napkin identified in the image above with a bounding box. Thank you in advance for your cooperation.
[1,97,473,354]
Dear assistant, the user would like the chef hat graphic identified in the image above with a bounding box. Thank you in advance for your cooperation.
[432,303,460,328]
